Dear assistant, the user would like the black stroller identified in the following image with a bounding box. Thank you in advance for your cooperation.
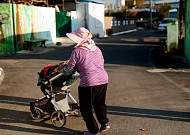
[30,63,80,127]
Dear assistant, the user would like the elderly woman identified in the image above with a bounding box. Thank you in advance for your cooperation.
[63,27,110,135]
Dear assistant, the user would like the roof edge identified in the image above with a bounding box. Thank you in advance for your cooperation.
[77,0,104,4]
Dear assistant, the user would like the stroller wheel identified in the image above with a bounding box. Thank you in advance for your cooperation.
[30,108,42,120]
[51,110,66,127]
[74,109,81,117]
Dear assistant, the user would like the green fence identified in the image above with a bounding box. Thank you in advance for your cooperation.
[56,12,71,37]
[0,3,15,53]
[185,0,190,60]
[0,3,56,53]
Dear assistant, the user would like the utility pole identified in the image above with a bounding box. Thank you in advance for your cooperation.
[11,0,17,54]
[150,0,152,30]
[179,0,184,54]
[179,0,183,39]
[62,0,64,10]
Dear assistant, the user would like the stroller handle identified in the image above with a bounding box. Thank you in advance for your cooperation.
[44,73,63,85]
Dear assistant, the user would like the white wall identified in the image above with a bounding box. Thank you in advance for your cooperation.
[71,11,78,33]
[72,2,86,32]
[88,3,105,37]
[37,7,56,44]
[104,0,116,12]
[72,2,105,37]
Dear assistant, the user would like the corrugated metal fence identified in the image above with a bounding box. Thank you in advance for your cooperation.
[0,3,56,53]
[56,11,71,37]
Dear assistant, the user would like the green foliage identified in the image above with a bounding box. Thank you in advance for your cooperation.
[105,7,137,19]
[156,2,171,19]
[136,0,146,8]
[126,0,135,9]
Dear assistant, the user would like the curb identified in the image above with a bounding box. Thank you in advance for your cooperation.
[111,29,137,36]
[16,43,75,55]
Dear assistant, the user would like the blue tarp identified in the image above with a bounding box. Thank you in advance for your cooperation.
[77,0,104,4]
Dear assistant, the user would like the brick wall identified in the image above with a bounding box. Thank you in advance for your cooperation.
[105,16,136,36]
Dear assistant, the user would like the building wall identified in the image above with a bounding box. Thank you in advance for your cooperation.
[0,3,56,53]
[104,16,136,36]
[104,0,125,13]
[71,11,77,33]
[64,2,76,11]
[73,2,105,37]
[88,3,105,37]
[185,0,190,60]
[74,2,86,31]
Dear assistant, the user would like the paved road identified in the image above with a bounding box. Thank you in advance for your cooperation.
[0,30,190,135]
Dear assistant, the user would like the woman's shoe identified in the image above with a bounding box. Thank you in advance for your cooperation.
[84,131,99,135]
[99,124,110,132]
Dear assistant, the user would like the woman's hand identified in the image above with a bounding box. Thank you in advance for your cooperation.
[59,60,69,67]
[52,60,69,73]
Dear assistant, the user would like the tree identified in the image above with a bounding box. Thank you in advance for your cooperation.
[125,0,135,9]
[125,0,146,9]
[156,2,171,19]
[136,0,146,8]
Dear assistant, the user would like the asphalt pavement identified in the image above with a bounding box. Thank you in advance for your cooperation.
[0,32,190,85]
[151,45,190,70]
[0,37,75,85]
[1,30,190,135]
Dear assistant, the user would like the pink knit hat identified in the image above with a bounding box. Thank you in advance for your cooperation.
[66,27,92,44]
[66,27,96,51]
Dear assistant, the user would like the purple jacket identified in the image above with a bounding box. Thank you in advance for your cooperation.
[67,46,108,87]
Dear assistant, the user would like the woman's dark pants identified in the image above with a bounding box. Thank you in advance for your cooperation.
[78,84,109,134]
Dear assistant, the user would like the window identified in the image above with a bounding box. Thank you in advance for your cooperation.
[111,21,113,26]
[123,20,125,25]
[114,21,117,26]
[118,21,120,26]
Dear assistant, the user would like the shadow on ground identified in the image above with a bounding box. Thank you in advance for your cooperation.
[0,30,170,68]
[0,95,82,135]
[108,105,190,122]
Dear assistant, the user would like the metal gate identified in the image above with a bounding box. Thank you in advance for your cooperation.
[56,11,71,37]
